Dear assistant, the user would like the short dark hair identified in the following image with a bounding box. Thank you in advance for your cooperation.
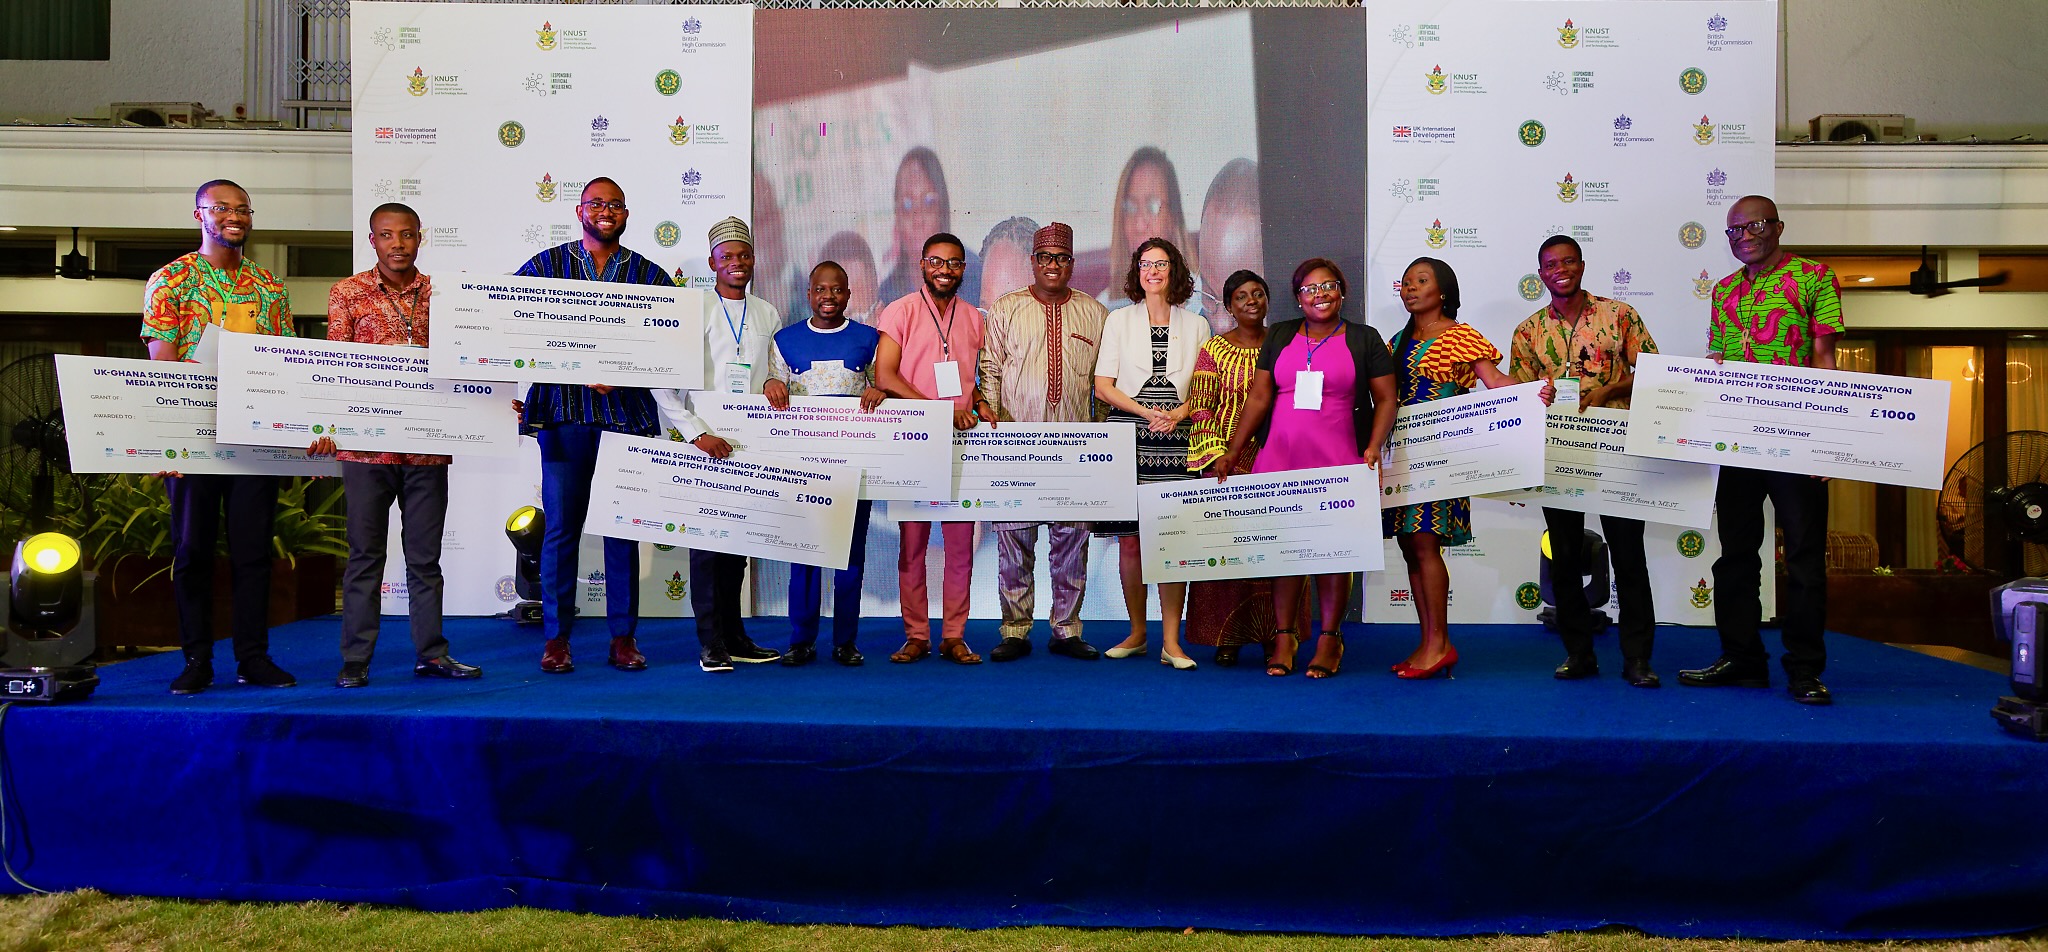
[1538,234,1582,262]
[1221,270,1267,310]
[809,260,847,282]
[194,179,245,205]
[369,202,420,228]
[921,232,965,257]
[1123,237,1194,307]
[1289,257,1347,300]
[581,176,623,202]
[1404,256,1462,320]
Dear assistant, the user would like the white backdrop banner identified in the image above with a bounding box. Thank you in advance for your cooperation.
[351,2,752,616]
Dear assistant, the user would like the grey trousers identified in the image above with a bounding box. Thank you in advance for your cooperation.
[995,523,1089,641]
[340,462,450,664]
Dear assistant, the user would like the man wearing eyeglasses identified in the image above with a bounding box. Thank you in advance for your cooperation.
[874,232,995,664]
[1680,195,1845,705]
[978,222,1110,663]
[516,177,676,676]
[1507,234,1661,688]
[143,179,299,696]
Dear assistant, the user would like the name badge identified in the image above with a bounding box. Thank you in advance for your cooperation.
[1293,369,1325,411]
[1553,376,1580,409]
[811,359,845,375]
[932,360,963,399]
[723,361,753,394]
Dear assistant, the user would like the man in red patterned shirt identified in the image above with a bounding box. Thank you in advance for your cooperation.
[309,203,481,688]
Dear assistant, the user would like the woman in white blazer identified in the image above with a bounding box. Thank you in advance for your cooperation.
[1092,238,1212,669]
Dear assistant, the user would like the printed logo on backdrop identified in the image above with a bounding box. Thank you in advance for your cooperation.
[665,572,686,601]
[1679,67,1708,96]
[679,16,725,52]
[1391,125,1457,144]
[1557,173,1616,204]
[669,118,692,146]
[1706,117,1754,145]
[1541,70,1596,96]
[523,72,574,97]
[371,178,423,202]
[1515,582,1542,611]
[1517,120,1547,148]
[428,227,464,250]
[1678,222,1708,250]
[536,20,556,50]
[1611,114,1655,147]
[1705,168,1733,206]
[1706,14,1753,52]
[653,221,681,249]
[495,577,518,602]
[524,225,574,250]
[1690,577,1713,608]
[371,126,438,146]
[590,115,631,148]
[535,20,596,51]
[1555,19,1579,48]
[406,67,465,97]
[678,168,727,207]
[1555,18,1619,49]
[1518,274,1544,301]
[1426,65,1486,95]
[497,120,526,148]
[1556,174,1578,204]
[1693,115,1717,145]
[371,26,422,52]
[655,69,682,97]
[536,173,557,203]
[1387,178,1445,204]
[1677,530,1707,558]
[674,266,715,290]
[1693,269,1714,300]
[1425,219,1485,250]
[1386,22,1443,49]
[1610,267,1653,301]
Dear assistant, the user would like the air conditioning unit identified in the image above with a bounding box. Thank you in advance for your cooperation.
[109,102,209,128]
[1810,114,1916,143]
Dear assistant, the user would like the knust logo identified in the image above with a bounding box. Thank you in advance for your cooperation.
[665,571,686,601]
[1708,13,1729,32]
[1556,18,1579,48]
[1693,269,1714,300]
[683,17,702,35]
[681,167,703,187]
[1518,119,1547,147]
[1515,582,1542,610]
[1613,114,1633,132]
[1708,167,1728,188]
[1556,172,1579,203]
[1677,530,1707,558]
[536,173,556,203]
[653,221,681,248]
[1694,115,1717,145]
[655,69,682,96]
[1426,65,1447,95]
[591,115,610,132]
[1518,274,1544,301]
[498,120,526,148]
[669,117,691,146]
[1425,218,1448,250]
[1690,577,1714,609]
[1679,221,1708,249]
[1680,67,1708,95]
[536,20,556,51]
[407,67,428,97]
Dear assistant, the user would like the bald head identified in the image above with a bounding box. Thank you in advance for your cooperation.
[1726,194,1784,270]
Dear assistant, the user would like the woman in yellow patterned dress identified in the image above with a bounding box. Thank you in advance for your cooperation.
[1384,257,1521,679]
[1184,270,1279,666]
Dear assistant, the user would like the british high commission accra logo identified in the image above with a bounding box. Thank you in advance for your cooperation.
[498,120,526,148]
[1679,221,1708,249]
[536,20,556,51]
[1680,67,1708,96]
[1556,173,1579,203]
[1556,18,1579,48]
[655,69,682,97]
[1518,120,1547,148]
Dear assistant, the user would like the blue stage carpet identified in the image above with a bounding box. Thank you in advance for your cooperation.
[5,617,2046,938]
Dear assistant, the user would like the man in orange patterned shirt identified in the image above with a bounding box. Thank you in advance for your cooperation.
[308,203,482,689]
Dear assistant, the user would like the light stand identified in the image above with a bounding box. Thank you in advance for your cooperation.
[0,533,99,703]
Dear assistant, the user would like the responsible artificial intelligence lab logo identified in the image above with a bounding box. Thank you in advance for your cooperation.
[1387,23,1442,48]
[1680,67,1708,95]
[655,69,682,96]
[653,221,681,248]
[536,20,556,50]
[1518,120,1547,148]
[498,120,526,148]
[1679,221,1708,249]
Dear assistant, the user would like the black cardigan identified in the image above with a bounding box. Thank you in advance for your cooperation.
[1250,319,1397,450]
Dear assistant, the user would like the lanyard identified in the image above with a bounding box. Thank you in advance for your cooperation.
[921,290,957,359]
[1303,325,1340,369]
[720,296,748,352]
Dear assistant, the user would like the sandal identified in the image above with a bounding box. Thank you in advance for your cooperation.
[1305,631,1344,679]
[1266,628,1298,677]
[938,638,983,665]
[890,640,929,664]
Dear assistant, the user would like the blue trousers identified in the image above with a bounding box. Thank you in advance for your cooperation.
[537,424,639,641]
[788,499,873,649]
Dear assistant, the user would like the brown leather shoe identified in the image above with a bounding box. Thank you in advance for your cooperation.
[608,636,648,671]
[541,637,573,674]
[939,638,982,665]
[889,639,930,664]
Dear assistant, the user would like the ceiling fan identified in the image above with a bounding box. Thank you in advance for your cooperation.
[1861,245,2011,297]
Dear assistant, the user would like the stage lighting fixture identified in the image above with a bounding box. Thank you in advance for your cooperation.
[1991,577,2048,740]
[1536,528,1610,632]
[505,506,545,625]
[0,533,100,703]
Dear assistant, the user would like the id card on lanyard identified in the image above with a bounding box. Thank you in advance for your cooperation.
[721,297,752,394]
[924,291,964,399]
[1294,328,1339,411]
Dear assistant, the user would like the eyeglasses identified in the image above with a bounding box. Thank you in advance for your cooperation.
[921,256,966,271]
[581,200,627,212]
[1121,197,1165,218]
[1298,280,1341,295]
[1032,252,1075,266]
[199,204,255,217]
[1724,219,1780,239]
[899,193,942,213]
[1135,260,1173,273]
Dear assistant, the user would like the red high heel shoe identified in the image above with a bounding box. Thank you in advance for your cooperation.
[1395,645,1458,680]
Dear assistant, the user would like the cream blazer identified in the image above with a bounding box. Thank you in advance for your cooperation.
[1095,303,1210,399]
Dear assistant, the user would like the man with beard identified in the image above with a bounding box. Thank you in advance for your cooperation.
[874,233,995,664]
[1682,195,1845,706]
[979,222,1108,663]
[1507,234,1661,688]
[653,217,784,672]
[517,177,675,675]
[143,179,300,695]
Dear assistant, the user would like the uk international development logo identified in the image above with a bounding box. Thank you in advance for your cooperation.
[1393,125,1412,138]
[374,127,394,140]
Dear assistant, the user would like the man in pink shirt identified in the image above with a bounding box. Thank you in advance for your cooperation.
[874,233,994,664]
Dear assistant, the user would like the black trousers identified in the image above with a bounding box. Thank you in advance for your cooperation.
[339,462,450,664]
[166,473,278,663]
[689,550,748,650]
[1712,466,1829,678]
[1543,508,1654,662]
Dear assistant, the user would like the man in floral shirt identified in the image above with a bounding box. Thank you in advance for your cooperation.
[1682,195,1844,705]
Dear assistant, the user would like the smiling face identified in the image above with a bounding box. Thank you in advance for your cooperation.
[1726,196,1783,268]
[1537,242,1584,300]
[1400,261,1444,317]
[1295,266,1343,324]
[195,183,253,249]
[1136,245,1173,300]
[710,239,754,297]
[368,209,422,283]
[921,240,965,300]
[577,179,627,246]
[808,262,849,324]
[1228,279,1268,331]
[1032,244,1074,298]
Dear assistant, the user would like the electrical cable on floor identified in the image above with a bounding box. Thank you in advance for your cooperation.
[0,703,51,894]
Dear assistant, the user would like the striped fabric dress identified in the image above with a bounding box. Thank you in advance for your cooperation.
[1381,321,1501,547]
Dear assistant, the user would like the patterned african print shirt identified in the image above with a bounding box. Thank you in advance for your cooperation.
[978,287,1108,425]
[326,269,448,467]
[1186,335,1261,473]
[1508,293,1657,409]
[514,241,675,437]
[1708,254,1844,367]
[1393,320,1501,397]
[141,252,294,360]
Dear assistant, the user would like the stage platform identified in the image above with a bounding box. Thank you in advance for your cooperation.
[5,616,2046,938]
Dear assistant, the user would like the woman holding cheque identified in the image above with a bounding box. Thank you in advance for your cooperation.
[1214,259,1396,680]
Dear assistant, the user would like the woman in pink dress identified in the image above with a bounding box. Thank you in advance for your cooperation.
[1214,259,1397,679]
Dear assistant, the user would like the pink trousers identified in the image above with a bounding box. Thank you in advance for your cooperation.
[897,520,974,642]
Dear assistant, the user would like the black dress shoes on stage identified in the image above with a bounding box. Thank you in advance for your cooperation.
[832,644,864,667]
[725,634,781,664]
[1048,637,1101,660]
[699,646,735,673]
[991,637,1033,662]
[1677,657,1771,688]
[1788,677,1834,705]
[782,644,818,667]
[170,659,214,695]
[237,656,297,688]
[336,661,370,689]
[1621,659,1662,688]
[1554,656,1600,680]
[416,656,482,680]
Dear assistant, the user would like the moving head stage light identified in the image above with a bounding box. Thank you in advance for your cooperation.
[0,533,99,703]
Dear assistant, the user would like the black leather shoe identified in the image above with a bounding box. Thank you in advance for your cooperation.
[1214,645,1241,668]
[991,637,1033,662]
[416,656,482,679]
[782,644,818,667]
[1677,657,1771,688]
[335,661,370,689]
[237,656,298,688]
[1789,677,1834,705]
[170,659,214,695]
[1554,656,1600,680]
[699,647,734,673]
[1621,659,1662,688]
[1048,636,1101,660]
[726,634,781,664]
[832,645,864,667]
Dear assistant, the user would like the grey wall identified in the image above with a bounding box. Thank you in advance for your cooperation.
[0,0,248,123]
